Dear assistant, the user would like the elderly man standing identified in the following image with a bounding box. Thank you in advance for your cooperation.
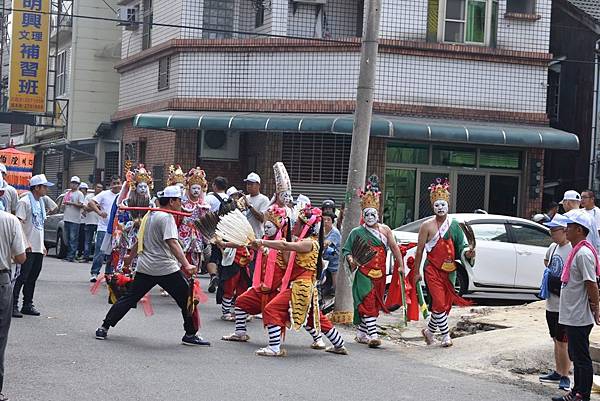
[63,176,85,262]
[0,173,27,401]
[13,174,54,318]
[0,164,18,215]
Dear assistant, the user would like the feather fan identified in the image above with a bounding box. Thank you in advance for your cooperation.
[351,236,378,266]
[215,209,256,246]
[459,222,476,250]
[194,211,221,239]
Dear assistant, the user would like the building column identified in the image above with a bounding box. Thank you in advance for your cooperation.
[271,0,289,36]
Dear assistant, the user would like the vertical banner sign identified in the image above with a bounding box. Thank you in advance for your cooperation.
[8,0,50,113]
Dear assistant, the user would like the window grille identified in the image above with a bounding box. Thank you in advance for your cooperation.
[158,56,170,91]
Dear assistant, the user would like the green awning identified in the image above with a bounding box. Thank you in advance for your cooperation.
[133,111,580,150]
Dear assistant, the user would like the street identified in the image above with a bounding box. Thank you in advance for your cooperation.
[4,257,551,401]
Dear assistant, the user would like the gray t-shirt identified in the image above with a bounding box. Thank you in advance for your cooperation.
[0,211,26,271]
[63,190,84,224]
[136,211,180,276]
[245,193,270,238]
[544,242,572,312]
[559,246,597,327]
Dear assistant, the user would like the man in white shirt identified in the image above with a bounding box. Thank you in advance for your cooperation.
[63,176,85,262]
[204,176,229,292]
[0,164,18,214]
[95,186,210,346]
[0,176,26,401]
[12,174,54,318]
[581,190,600,238]
[87,177,121,282]
[81,183,102,262]
[243,172,270,239]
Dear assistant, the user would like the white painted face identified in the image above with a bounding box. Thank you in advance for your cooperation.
[363,208,379,227]
[136,182,149,196]
[433,200,449,217]
[189,184,203,198]
[278,191,293,206]
[264,221,278,237]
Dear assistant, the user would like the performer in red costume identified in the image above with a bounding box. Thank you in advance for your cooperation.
[254,206,347,357]
[221,205,289,341]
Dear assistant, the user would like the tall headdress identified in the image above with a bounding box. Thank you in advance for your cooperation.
[130,164,153,190]
[429,178,450,204]
[167,165,186,187]
[186,167,208,192]
[273,162,291,194]
[359,175,381,210]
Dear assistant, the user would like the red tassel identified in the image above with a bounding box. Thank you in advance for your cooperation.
[140,293,154,317]
[89,273,105,295]
[193,279,208,304]
[385,260,403,311]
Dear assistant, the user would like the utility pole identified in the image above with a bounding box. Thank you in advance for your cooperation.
[330,0,382,325]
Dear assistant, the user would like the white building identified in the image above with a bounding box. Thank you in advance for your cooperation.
[113,0,579,221]
[21,0,121,197]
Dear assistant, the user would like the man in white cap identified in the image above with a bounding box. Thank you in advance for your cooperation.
[95,185,211,346]
[560,190,582,213]
[0,164,18,214]
[62,176,85,262]
[552,211,600,401]
[12,174,54,318]
[244,172,269,239]
[0,172,27,401]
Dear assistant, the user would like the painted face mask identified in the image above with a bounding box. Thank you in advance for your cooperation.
[264,221,278,237]
[189,184,203,199]
[433,200,449,216]
[363,208,379,227]
[278,190,293,206]
[136,182,149,196]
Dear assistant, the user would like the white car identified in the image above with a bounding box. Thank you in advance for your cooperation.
[387,214,552,297]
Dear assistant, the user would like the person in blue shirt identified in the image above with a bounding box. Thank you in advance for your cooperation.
[321,212,341,297]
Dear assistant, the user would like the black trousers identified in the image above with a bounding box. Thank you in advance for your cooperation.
[13,252,44,307]
[567,324,594,400]
[103,270,196,335]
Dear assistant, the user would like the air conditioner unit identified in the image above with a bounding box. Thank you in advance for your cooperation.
[200,130,240,160]
[118,7,139,30]
[293,0,327,4]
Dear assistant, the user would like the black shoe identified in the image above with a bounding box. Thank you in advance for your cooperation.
[95,327,108,340]
[20,305,40,316]
[552,392,580,401]
[11,307,22,318]
[182,334,211,346]
[208,276,218,293]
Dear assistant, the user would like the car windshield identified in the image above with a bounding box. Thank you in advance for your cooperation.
[394,217,430,233]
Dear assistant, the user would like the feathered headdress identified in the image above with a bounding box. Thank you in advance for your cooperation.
[359,175,381,210]
[186,167,208,192]
[130,164,153,190]
[273,162,291,193]
[167,165,186,187]
[429,178,450,204]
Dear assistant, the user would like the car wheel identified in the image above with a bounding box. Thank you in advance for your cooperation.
[454,266,469,296]
[57,231,67,259]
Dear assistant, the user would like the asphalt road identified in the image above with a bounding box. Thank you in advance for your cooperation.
[5,257,550,401]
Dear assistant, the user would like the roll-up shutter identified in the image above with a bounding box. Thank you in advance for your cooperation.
[44,151,64,199]
[69,158,95,185]
[292,183,347,206]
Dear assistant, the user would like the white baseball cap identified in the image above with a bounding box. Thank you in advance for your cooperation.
[244,172,261,184]
[30,174,54,187]
[157,185,182,199]
[226,186,239,197]
[563,209,595,233]
[79,182,89,190]
[0,164,6,174]
[560,190,581,204]
[70,176,81,183]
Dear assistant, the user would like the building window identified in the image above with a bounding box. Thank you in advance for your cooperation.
[138,139,147,164]
[432,146,476,167]
[386,142,429,165]
[506,0,535,14]
[158,56,170,91]
[56,50,68,96]
[255,3,265,28]
[438,0,498,46]
[547,70,560,122]
[202,0,234,39]
[142,0,153,50]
